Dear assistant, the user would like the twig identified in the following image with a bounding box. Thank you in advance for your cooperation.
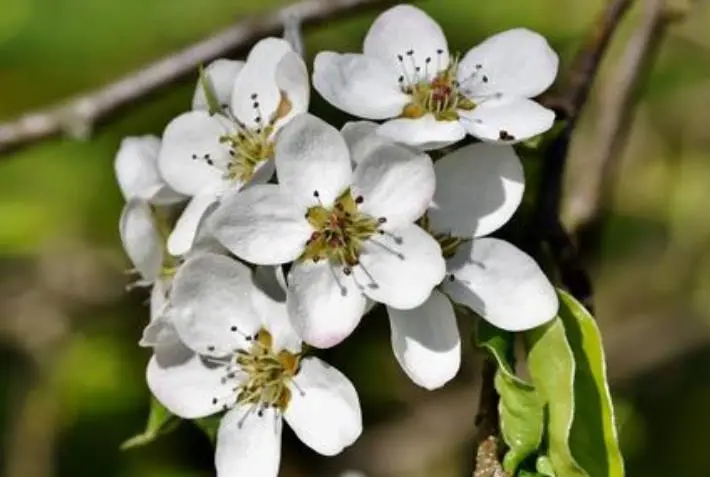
[564,0,691,246]
[532,0,635,311]
[0,0,394,154]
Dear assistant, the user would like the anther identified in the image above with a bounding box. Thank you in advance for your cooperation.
[250,93,258,100]
[437,49,444,54]
[212,397,218,405]
[207,346,215,352]
[378,217,387,224]
[482,75,488,83]
[355,195,364,204]
[406,49,414,56]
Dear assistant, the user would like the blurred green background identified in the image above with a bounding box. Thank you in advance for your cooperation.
[1,0,710,476]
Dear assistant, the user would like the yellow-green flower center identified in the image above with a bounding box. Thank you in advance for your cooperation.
[418,214,464,259]
[233,329,301,413]
[398,53,476,121]
[219,126,275,183]
[301,188,384,270]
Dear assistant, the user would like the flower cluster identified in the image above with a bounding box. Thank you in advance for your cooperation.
[116,5,560,477]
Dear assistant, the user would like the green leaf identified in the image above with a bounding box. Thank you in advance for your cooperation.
[121,398,179,450]
[194,414,222,444]
[198,65,223,115]
[495,371,544,474]
[476,319,529,386]
[526,318,587,477]
[558,289,625,477]
[476,320,543,474]
[536,455,556,476]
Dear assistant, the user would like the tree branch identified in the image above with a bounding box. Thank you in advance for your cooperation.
[532,0,635,311]
[0,0,394,154]
[564,0,693,247]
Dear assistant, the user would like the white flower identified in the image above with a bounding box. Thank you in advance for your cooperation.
[114,135,184,204]
[343,123,558,389]
[313,4,558,150]
[209,114,445,348]
[120,197,225,366]
[158,37,310,256]
[147,253,362,477]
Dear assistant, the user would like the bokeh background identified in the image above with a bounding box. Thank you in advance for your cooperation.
[1,0,710,476]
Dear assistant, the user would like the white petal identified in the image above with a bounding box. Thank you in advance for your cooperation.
[442,238,559,331]
[284,357,362,455]
[351,139,435,229]
[149,278,169,322]
[458,97,555,143]
[115,135,184,204]
[170,253,261,355]
[341,121,380,165]
[216,406,282,477]
[167,193,219,256]
[158,110,231,195]
[287,260,367,348]
[146,354,232,419]
[429,143,524,238]
[252,266,302,354]
[192,59,244,111]
[387,290,460,389]
[376,115,466,151]
[119,199,162,282]
[209,184,312,265]
[142,315,195,369]
[274,51,310,126]
[458,28,558,99]
[274,114,352,208]
[313,52,409,120]
[231,37,292,129]
[355,224,445,309]
[363,4,449,81]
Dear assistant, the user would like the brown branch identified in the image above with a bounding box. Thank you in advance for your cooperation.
[531,0,635,311]
[0,0,395,154]
[564,0,692,245]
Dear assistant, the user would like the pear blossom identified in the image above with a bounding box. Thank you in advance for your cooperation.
[313,4,558,150]
[209,113,445,348]
[158,37,309,256]
[114,135,184,205]
[343,122,558,389]
[147,253,362,477]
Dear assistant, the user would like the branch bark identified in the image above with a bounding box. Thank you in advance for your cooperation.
[0,0,394,154]
[564,0,690,246]
[532,0,635,311]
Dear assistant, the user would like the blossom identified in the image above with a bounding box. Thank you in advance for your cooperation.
[344,123,558,389]
[208,113,445,348]
[147,253,362,477]
[114,135,184,205]
[158,37,309,256]
[313,4,558,150]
